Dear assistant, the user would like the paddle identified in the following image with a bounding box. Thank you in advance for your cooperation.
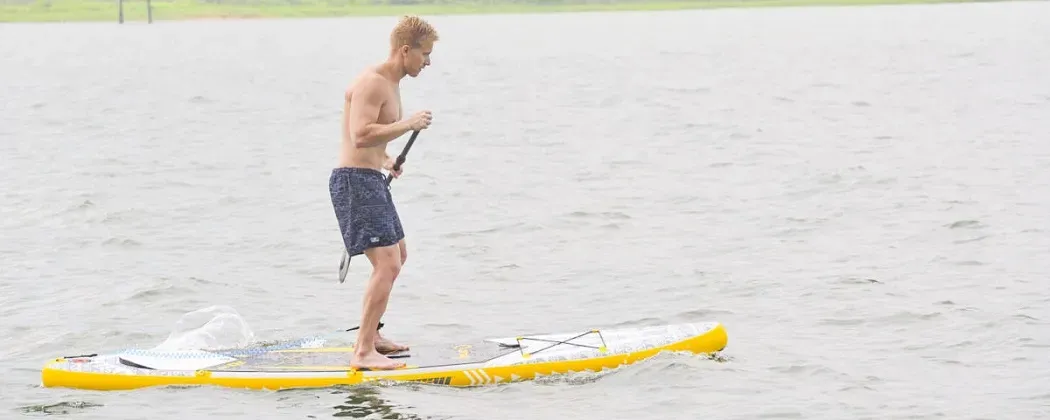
[338,130,421,284]
[386,129,420,185]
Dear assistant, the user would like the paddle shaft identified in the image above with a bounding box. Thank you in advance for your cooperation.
[386,130,420,185]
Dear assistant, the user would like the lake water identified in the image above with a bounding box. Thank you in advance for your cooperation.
[2,1,1049,418]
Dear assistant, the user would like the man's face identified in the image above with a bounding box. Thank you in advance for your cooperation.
[402,40,434,78]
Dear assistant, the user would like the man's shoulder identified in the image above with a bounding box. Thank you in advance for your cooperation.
[351,69,391,97]
[357,67,383,82]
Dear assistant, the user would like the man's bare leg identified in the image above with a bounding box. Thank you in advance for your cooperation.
[351,243,405,370]
[374,238,409,354]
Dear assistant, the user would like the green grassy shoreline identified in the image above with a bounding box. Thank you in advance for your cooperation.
[0,0,1004,23]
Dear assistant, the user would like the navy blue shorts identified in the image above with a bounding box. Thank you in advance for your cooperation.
[329,167,405,257]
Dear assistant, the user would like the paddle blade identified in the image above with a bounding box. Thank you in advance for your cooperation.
[338,249,350,283]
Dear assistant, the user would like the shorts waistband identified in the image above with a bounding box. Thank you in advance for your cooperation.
[332,167,385,177]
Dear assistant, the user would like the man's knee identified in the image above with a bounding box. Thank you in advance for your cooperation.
[367,245,402,279]
[377,255,401,279]
[379,261,401,281]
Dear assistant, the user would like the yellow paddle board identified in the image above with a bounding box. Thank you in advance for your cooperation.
[40,321,728,391]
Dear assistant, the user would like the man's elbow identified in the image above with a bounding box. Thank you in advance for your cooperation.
[352,129,374,148]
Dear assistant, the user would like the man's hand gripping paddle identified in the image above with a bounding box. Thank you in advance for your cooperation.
[338,130,421,284]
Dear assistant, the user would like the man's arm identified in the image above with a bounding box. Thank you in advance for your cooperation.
[348,75,413,148]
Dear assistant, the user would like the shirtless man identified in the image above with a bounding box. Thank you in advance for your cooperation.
[328,16,438,370]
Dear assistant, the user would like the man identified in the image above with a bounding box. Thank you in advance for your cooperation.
[328,15,438,371]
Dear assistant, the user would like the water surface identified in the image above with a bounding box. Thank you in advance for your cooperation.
[3,2,1049,419]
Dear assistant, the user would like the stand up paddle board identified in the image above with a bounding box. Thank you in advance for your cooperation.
[40,321,727,391]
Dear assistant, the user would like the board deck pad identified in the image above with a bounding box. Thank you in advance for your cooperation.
[207,340,518,372]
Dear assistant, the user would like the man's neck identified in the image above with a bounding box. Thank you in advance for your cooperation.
[376,60,407,82]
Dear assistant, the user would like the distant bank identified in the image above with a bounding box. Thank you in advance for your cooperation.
[0,0,1010,23]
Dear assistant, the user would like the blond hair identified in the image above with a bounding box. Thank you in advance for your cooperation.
[390,15,439,51]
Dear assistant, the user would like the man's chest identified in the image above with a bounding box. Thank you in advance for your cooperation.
[379,86,403,122]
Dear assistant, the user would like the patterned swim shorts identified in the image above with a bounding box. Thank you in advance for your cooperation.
[328,167,405,257]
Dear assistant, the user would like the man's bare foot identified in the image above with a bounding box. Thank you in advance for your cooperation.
[350,349,406,371]
[375,334,409,354]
